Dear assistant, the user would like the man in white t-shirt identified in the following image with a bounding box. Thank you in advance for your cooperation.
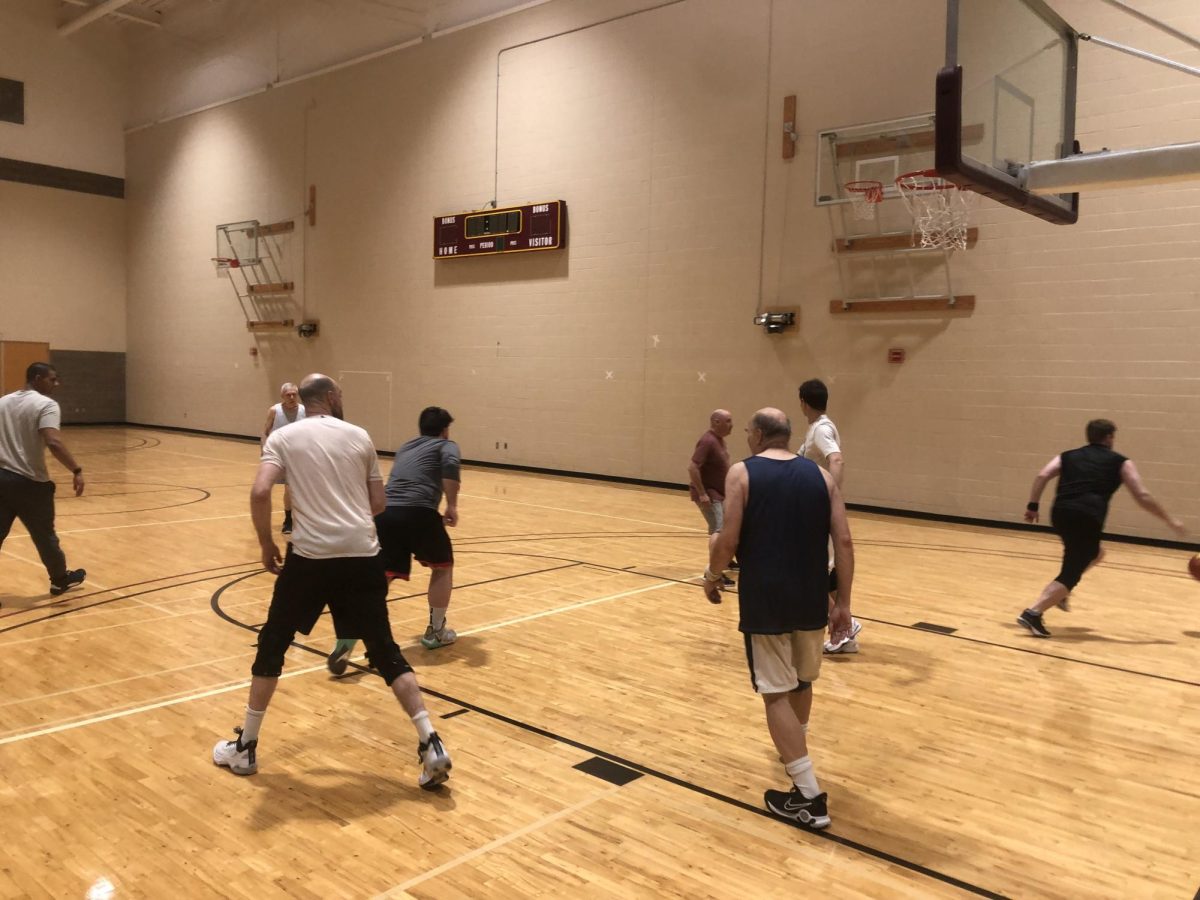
[212,373,452,791]
[798,379,862,654]
[0,363,86,596]
[260,382,306,534]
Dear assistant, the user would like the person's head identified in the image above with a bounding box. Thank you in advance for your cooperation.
[1086,418,1116,446]
[299,373,343,419]
[279,382,300,408]
[798,379,828,419]
[709,408,733,438]
[746,407,792,454]
[25,363,59,396]
[419,406,454,437]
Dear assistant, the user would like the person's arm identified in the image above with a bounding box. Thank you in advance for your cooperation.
[261,409,276,449]
[1024,455,1062,523]
[250,461,284,573]
[442,478,460,526]
[368,478,386,516]
[1120,460,1185,535]
[40,427,84,497]
[825,451,845,489]
[688,440,712,505]
[704,462,746,602]
[825,470,854,636]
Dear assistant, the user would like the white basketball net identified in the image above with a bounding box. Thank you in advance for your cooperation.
[895,172,977,251]
[845,181,883,221]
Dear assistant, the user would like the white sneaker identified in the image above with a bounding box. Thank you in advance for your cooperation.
[417,731,452,790]
[847,618,863,638]
[213,727,258,775]
[823,636,859,654]
[421,624,457,649]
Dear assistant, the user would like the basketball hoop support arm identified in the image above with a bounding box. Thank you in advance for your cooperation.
[1078,33,1200,80]
[1023,141,1200,194]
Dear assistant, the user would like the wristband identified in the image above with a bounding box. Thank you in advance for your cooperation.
[703,568,722,584]
[1026,501,1039,512]
[73,467,82,475]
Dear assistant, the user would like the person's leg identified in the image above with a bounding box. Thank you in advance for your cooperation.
[419,512,457,648]
[351,559,452,790]
[1020,511,1099,636]
[8,478,69,584]
[281,484,293,533]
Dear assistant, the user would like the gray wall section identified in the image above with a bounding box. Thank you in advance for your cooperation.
[49,349,125,423]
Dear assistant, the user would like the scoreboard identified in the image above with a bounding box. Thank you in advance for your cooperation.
[433,200,566,259]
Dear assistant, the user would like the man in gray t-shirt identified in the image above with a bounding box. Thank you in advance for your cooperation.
[327,406,462,673]
[0,362,87,596]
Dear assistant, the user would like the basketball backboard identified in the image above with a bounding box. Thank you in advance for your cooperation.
[816,115,936,209]
[216,220,262,266]
[936,0,1079,224]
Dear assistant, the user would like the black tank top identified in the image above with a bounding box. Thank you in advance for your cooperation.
[737,455,832,634]
[1053,443,1127,523]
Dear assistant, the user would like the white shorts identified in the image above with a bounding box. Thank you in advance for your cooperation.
[744,630,824,694]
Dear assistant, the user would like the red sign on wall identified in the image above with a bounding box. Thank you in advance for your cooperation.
[433,200,566,259]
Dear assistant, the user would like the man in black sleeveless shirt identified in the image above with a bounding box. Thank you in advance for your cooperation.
[1018,418,1184,637]
[702,408,854,829]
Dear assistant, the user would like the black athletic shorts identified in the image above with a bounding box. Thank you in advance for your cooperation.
[375,505,453,579]
[266,547,390,638]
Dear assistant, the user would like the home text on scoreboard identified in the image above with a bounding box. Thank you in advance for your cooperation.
[433,200,566,259]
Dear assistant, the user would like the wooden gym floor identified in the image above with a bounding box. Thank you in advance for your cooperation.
[0,427,1195,899]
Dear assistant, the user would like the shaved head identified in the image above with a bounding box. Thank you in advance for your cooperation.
[299,373,343,419]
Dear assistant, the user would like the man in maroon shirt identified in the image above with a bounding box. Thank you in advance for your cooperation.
[688,409,735,585]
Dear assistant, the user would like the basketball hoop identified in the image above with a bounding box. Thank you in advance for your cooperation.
[211,257,240,270]
[844,180,884,221]
[895,170,976,251]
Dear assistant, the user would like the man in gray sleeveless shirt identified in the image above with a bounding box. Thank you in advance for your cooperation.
[703,408,854,830]
[261,382,306,534]
[327,406,461,674]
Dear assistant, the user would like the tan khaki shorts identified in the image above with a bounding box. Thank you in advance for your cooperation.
[745,629,824,694]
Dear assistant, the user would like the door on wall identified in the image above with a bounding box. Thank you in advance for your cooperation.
[0,341,50,393]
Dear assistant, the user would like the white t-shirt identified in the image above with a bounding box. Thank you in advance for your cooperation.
[261,415,382,559]
[800,414,841,466]
[0,389,60,482]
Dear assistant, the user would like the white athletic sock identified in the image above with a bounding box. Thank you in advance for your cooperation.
[784,755,821,799]
[801,723,809,734]
[411,710,435,742]
[240,707,266,744]
[429,607,447,631]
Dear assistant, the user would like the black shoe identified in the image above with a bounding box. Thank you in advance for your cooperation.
[764,787,830,829]
[281,512,293,534]
[721,575,735,587]
[327,643,352,676]
[1017,609,1051,637]
[729,560,740,571]
[50,569,86,596]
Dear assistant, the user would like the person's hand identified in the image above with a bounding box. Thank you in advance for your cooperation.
[443,505,458,527]
[260,541,284,574]
[828,603,851,638]
[702,569,722,604]
[72,472,85,497]
[697,494,712,506]
[1023,509,1039,524]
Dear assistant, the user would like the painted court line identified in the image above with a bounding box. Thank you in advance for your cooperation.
[466,492,699,533]
[374,785,623,898]
[0,575,690,746]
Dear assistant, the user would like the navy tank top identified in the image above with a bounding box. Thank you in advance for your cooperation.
[737,455,832,634]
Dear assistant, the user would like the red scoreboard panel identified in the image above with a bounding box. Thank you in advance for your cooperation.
[433,200,566,259]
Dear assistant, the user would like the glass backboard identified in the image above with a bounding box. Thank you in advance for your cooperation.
[936,0,1079,223]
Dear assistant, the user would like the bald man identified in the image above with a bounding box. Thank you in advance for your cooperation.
[703,407,854,830]
[688,408,736,586]
[261,382,306,533]
[213,373,452,790]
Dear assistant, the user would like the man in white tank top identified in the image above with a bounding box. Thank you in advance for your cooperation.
[799,379,862,654]
[261,382,306,533]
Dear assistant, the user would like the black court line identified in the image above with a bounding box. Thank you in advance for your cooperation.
[57,481,212,516]
[207,574,1005,899]
[0,563,262,632]
[440,709,470,720]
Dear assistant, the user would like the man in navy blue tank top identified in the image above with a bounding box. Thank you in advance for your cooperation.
[1018,419,1184,637]
[702,408,854,829]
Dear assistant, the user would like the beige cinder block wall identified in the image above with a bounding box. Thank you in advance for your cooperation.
[0,0,126,354]
[125,0,1200,539]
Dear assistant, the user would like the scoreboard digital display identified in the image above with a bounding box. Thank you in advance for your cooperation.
[433,200,566,259]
